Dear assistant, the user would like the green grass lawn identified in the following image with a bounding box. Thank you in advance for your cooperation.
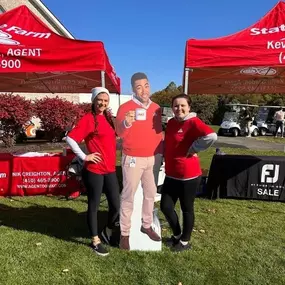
[210,125,220,133]
[0,148,285,285]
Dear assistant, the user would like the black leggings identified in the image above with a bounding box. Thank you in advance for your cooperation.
[82,169,120,237]
[275,121,284,137]
[160,176,201,242]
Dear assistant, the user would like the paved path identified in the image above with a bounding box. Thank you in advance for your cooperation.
[215,136,285,151]
[0,136,284,152]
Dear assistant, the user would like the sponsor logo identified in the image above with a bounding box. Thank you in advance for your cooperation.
[240,67,276,76]
[261,164,279,183]
[251,164,282,197]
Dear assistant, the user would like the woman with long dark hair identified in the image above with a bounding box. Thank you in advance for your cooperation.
[66,87,120,256]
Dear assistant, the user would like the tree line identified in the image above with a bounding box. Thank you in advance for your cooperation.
[2,84,285,148]
[151,82,285,124]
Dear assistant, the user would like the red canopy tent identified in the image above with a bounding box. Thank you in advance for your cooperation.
[0,5,120,94]
[183,1,285,95]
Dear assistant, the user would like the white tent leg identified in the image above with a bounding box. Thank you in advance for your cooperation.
[101,71,105,87]
[184,68,190,94]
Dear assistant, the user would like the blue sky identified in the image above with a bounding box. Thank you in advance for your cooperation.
[43,0,278,94]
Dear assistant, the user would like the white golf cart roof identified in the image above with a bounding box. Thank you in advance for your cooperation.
[225,103,259,107]
[259,105,285,109]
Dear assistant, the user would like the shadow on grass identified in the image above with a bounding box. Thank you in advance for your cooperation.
[0,166,124,246]
[0,199,121,247]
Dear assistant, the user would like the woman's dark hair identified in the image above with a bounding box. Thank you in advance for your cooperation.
[91,99,115,135]
[171,93,192,107]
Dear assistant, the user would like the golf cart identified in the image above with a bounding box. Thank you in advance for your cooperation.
[255,105,285,136]
[218,103,259,137]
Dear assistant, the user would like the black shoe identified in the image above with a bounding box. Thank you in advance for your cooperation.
[101,228,111,245]
[90,242,109,256]
[172,241,191,252]
[165,235,180,247]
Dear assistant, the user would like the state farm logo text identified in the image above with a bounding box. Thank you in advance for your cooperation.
[250,24,285,36]
[0,30,19,45]
[0,24,51,45]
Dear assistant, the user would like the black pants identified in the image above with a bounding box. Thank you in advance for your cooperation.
[160,176,201,242]
[275,121,284,137]
[82,169,120,237]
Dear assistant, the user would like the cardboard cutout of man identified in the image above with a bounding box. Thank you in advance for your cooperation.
[116,72,163,250]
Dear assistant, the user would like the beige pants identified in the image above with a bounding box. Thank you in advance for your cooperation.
[120,154,162,236]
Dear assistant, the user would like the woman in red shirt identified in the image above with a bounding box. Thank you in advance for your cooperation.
[66,87,120,256]
[161,94,217,252]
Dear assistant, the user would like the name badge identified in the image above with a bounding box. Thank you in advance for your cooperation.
[129,157,136,168]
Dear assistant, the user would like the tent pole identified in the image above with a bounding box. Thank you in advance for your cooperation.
[184,68,190,94]
[101,71,106,87]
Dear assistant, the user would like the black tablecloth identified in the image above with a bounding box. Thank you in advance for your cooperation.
[206,154,285,202]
